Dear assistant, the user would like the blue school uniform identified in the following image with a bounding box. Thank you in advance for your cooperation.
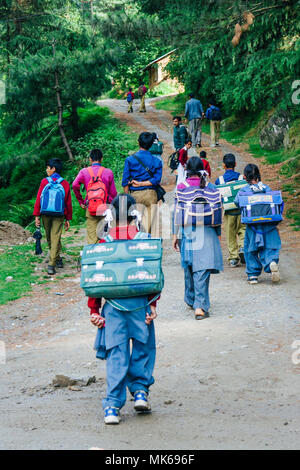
[234,183,282,277]
[93,232,158,410]
[176,180,223,312]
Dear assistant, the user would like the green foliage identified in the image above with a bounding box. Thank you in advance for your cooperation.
[69,106,138,194]
[0,104,138,227]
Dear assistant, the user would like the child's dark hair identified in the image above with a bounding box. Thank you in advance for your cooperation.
[47,158,63,174]
[186,157,206,189]
[200,151,207,159]
[244,163,261,184]
[111,194,138,225]
[90,149,103,162]
[138,132,155,150]
[223,153,236,169]
[173,116,182,122]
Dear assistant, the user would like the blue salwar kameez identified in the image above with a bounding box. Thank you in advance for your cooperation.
[234,183,282,278]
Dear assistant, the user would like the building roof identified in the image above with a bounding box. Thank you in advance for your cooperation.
[142,49,177,72]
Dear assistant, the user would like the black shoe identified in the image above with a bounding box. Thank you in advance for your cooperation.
[47,265,56,275]
[56,258,64,269]
[239,251,245,264]
[229,259,239,267]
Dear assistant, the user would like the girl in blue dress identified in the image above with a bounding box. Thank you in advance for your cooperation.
[173,157,223,320]
[234,164,281,284]
[89,194,161,424]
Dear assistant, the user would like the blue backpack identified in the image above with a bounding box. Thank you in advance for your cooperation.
[40,177,65,217]
[210,106,221,121]
[238,190,284,224]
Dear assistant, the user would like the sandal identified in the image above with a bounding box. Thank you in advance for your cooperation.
[195,309,210,320]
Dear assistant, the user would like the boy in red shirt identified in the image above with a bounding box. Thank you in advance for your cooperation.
[200,151,212,178]
[33,158,72,275]
[127,88,134,113]
[177,140,192,185]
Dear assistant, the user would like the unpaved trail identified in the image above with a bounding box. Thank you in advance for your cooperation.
[0,98,299,450]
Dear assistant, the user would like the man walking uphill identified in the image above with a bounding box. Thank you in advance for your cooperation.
[205,100,222,147]
[184,93,204,148]
[122,132,163,235]
[33,158,72,275]
[138,82,148,113]
[173,116,188,151]
[72,149,117,244]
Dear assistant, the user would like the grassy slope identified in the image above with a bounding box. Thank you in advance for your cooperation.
[155,94,300,229]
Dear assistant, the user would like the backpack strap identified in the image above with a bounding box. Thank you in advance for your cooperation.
[103,234,114,242]
[133,154,154,179]
[107,293,160,312]
[88,166,104,182]
[219,175,225,185]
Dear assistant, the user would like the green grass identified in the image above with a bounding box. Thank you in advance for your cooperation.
[0,224,86,305]
[155,93,186,115]
[0,244,44,304]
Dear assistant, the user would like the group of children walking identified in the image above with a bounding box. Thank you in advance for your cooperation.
[33,126,283,426]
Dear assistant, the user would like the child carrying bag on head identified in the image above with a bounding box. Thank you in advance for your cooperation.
[82,194,163,425]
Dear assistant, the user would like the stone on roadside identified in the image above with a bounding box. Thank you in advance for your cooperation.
[52,375,97,388]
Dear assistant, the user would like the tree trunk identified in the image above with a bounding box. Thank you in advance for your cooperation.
[70,101,80,138]
[52,40,74,162]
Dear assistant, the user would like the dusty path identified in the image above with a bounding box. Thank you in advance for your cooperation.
[0,98,299,450]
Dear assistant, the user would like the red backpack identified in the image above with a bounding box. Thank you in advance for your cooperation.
[87,167,108,216]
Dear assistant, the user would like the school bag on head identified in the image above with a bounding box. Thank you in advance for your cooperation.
[80,233,164,300]
[87,167,108,216]
[149,141,164,155]
[168,151,180,172]
[210,107,222,121]
[238,188,284,224]
[40,177,65,217]
[174,183,222,227]
[217,175,248,211]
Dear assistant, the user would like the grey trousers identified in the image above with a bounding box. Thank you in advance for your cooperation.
[184,266,211,311]
[188,118,202,146]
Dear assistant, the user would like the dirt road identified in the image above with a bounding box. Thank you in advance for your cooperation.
[0,98,299,450]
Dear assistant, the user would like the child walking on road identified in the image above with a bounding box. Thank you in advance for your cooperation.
[215,153,246,267]
[173,157,223,320]
[87,194,161,424]
[33,158,72,275]
[234,164,282,284]
[126,88,134,113]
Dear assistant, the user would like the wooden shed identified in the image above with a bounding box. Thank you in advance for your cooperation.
[142,50,177,89]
